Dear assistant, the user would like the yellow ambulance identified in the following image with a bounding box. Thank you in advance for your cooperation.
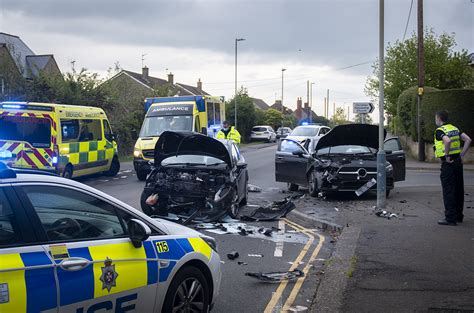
[0,101,120,178]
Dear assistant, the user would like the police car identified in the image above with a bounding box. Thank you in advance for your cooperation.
[0,157,221,313]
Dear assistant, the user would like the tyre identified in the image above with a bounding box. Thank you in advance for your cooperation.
[136,170,148,181]
[105,156,120,177]
[140,189,155,216]
[308,170,319,197]
[288,183,299,192]
[62,164,73,179]
[228,188,240,218]
[162,266,210,313]
[240,178,249,206]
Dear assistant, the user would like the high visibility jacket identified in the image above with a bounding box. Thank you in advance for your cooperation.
[434,123,461,158]
[216,126,241,144]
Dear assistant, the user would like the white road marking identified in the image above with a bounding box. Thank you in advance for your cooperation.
[274,220,285,257]
[120,176,127,179]
[117,171,123,175]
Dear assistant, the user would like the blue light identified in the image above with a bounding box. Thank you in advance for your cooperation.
[2,104,22,109]
[0,150,13,160]
[52,156,58,164]
[301,122,309,126]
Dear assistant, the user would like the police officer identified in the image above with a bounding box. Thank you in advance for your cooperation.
[434,110,472,226]
[217,120,241,144]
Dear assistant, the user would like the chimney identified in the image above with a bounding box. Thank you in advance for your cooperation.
[297,97,302,110]
[142,66,149,78]
[168,72,174,85]
[197,78,202,93]
[304,101,309,110]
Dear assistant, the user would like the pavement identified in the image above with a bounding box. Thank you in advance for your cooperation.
[406,157,474,171]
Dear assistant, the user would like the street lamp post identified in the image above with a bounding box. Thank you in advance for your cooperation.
[310,82,315,123]
[377,0,386,210]
[234,38,245,128]
[281,68,286,113]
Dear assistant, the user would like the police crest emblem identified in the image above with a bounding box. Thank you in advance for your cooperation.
[100,257,118,292]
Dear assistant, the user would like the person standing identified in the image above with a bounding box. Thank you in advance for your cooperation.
[434,110,472,226]
[216,120,241,144]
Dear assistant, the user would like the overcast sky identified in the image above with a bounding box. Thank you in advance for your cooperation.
[1,0,472,120]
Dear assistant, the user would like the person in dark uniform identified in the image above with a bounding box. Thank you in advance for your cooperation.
[434,110,472,226]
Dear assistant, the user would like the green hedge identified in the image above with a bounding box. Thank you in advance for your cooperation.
[395,86,438,140]
[396,87,474,143]
[421,88,474,143]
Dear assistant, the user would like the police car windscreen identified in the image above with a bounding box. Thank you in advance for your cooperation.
[290,127,319,136]
[140,115,193,137]
[0,115,51,148]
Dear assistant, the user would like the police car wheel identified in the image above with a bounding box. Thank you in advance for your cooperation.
[163,266,210,313]
[62,165,73,179]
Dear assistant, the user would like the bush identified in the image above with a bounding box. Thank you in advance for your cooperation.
[421,88,474,143]
[395,86,439,139]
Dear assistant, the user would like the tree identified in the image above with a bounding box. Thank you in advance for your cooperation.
[282,114,298,128]
[365,30,472,118]
[264,109,284,129]
[226,87,257,142]
[330,107,349,126]
[255,109,266,125]
[354,113,373,124]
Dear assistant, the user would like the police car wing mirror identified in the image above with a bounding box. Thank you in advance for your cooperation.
[128,219,151,248]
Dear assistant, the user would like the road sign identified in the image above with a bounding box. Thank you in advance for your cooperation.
[353,102,374,114]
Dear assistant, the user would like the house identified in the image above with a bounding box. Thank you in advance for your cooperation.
[0,32,61,98]
[104,67,209,97]
[293,97,317,121]
[250,97,270,111]
[270,100,293,114]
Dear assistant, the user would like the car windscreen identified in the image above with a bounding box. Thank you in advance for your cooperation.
[0,115,51,148]
[252,127,267,132]
[140,115,193,137]
[161,154,225,166]
[290,127,318,136]
[315,145,372,155]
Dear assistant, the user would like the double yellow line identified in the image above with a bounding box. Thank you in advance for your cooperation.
[264,219,325,313]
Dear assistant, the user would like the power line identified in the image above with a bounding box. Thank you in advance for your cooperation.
[402,0,414,41]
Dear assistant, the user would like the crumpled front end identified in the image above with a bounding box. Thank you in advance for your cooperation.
[142,166,237,222]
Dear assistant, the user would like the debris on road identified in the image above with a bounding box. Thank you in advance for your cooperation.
[240,195,301,221]
[375,210,399,219]
[237,261,248,265]
[227,251,239,260]
[355,178,377,197]
[399,200,407,203]
[288,305,308,312]
[248,184,262,192]
[248,254,264,258]
[245,269,304,282]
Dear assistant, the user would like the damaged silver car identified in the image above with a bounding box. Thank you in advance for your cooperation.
[141,131,249,222]
[275,124,406,197]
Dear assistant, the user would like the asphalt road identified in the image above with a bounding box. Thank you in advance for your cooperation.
[79,143,474,312]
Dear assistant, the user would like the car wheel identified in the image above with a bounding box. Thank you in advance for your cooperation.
[62,164,73,179]
[288,183,299,192]
[162,266,210,313]
[308,171,319,197]
[105,156,120,177]
[240,178,249,206]
[228,188,240,218]
[136,170,148,181]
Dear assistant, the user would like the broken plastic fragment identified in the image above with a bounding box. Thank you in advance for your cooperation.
[248,184,262,192]
[237,261,248,265]
[227,251,239,260]
[245,269,304,282]
[248,254,264,258]
[240,195,299,221]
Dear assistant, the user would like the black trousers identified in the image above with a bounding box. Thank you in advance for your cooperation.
[440,157,464,222]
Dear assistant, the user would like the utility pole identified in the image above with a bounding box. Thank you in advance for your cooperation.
[326,89,330,119]
[417,0,425,161]
[377,0,386,210]
[310,82,315,123]
[324,97,327,118]
[333,102,336,119]
[306,80,310,120]
[234,38,245,128]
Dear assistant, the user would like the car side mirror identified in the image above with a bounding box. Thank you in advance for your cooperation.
[128,219,151,248]
[201,127,208,135]
[292,150,305,157]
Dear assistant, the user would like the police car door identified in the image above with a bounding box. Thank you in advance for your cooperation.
[17,184,158,313]
[0,185,58,313]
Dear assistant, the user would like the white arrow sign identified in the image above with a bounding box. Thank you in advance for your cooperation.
[353,102,374,114]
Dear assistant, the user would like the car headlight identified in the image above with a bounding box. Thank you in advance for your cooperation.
[201,235,218,253]
[386,164,393,172]
[133,149,142,158]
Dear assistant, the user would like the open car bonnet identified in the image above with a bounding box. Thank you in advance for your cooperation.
[154,131,232,167]
[315,124,386,151]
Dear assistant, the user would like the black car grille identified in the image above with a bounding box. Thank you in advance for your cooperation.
[142,149,154,159]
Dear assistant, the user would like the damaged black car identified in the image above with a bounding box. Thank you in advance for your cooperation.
[275,124,406,197]
[141,131,248,222]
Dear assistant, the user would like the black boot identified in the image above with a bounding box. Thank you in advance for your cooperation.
[438,219,457,226]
